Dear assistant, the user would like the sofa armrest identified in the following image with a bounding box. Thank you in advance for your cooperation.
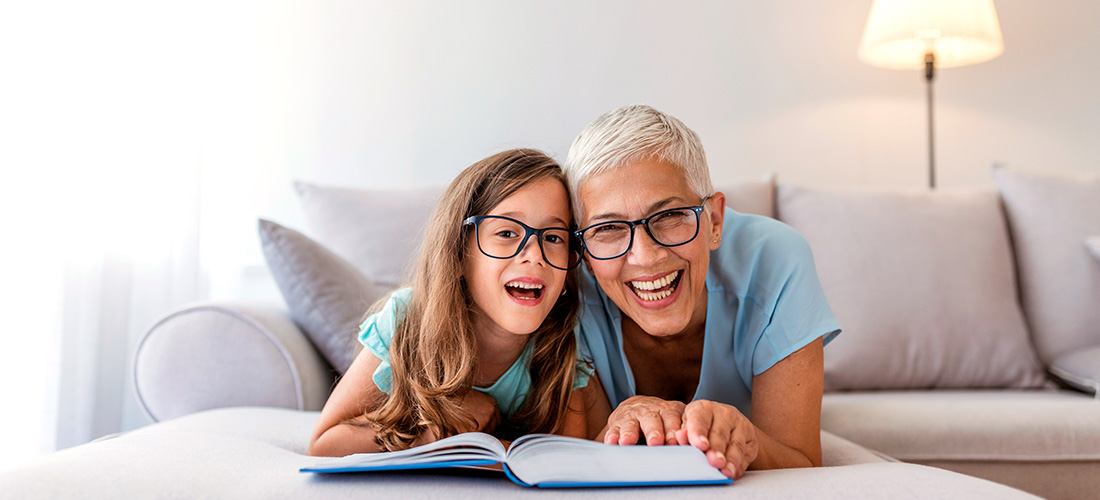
[133,301,335,422]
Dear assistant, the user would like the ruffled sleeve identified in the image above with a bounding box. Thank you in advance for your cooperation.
[357,287,413,393]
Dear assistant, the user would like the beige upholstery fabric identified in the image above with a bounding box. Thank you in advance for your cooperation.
[1050,346,1100,395]
[133,303,333,422]
[821,390,1100,500]
[993,165,1100,364]
[917,461,1098,500]
[0,407,1039,499]
[295,181,442,289]
[777,186,1045,390]
[715,173,776,218]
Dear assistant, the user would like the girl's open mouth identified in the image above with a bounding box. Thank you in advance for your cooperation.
[505,281,543,301]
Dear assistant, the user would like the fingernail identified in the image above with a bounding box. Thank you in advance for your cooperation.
[715,451,725,461]
[648,432,660,443]
[666,432,676,443]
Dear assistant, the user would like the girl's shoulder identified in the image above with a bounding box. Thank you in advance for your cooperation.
[358,287,414,349]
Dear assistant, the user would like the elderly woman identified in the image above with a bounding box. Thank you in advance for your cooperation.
[566,105,840,480]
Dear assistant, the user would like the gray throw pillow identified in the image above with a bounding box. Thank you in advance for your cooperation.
[993,165,1100,365]
[294,181,443,289]
[1050,346,1100,396]
[259,219,387,374]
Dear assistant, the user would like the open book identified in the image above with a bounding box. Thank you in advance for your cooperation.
[300,432,731,488]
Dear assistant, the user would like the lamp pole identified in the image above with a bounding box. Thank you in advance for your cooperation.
[925,52,936,189]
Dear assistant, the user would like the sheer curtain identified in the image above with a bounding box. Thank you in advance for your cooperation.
[0,0,271,468]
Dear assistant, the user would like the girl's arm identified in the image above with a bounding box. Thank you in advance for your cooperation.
[309,349,503,456]
[558,374,613,441]
[308,348,390,457]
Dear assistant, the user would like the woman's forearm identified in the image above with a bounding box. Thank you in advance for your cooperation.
[749,423,819,470]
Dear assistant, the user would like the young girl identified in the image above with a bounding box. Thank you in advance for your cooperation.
[309,149,611,456]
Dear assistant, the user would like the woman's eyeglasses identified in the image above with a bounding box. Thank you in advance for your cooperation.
[574,198,709,260]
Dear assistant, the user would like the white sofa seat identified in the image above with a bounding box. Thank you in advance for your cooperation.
[0,407,1039,499]
[822,390,1100,499]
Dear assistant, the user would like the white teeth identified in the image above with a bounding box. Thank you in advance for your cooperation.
[635,289,673,301]
[505,281,543,290]
[630,271,680,291]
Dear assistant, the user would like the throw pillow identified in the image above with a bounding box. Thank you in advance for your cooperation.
[1086,237,1100,263]
[992,165,1100,364]
[259,219,386,374]
[294,181,443,289]
[1049,346,1100,396]
[777,185,1046,390]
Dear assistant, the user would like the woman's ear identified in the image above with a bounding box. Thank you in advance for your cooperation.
[707,192,726,250]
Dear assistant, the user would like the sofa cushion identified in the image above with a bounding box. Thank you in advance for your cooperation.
[259,219,385,374]
[294,181,443,289]
[821,390,1100,499]
[714,173,777,218]
[0,408,1039,499]
[1049,345,1100,395]
[777,186,1045,390]
[992,165,1100,364]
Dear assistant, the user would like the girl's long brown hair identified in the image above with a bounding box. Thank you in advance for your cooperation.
[367,148,580,451]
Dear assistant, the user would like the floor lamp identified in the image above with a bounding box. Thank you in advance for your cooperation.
[857,0,1005,189]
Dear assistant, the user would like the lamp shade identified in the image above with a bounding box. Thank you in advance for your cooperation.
[858,0,1004,70]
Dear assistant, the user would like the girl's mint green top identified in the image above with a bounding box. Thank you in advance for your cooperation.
[358,287,594,418]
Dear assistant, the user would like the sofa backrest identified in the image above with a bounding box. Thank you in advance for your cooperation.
[777,185,1046,391]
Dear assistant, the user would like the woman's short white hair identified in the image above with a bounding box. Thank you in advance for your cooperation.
[564,104,713,221]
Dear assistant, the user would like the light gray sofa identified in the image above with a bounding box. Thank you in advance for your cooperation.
[4,166,1096,499]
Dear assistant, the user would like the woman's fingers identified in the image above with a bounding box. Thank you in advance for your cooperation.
[683,399,759,478]
[682,401,714,452]
[615,418,641,445]
[602,396,686,446]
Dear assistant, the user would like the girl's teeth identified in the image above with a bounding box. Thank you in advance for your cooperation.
[506,282,543,289]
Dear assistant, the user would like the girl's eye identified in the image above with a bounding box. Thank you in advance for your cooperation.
[544,234,564,244]
[495,230,518,239]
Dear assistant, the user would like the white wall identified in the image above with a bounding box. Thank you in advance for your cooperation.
[227,0,1099,268]
[2,0,1098,458]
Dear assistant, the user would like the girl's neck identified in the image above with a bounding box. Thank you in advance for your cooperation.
[469,309,530,388]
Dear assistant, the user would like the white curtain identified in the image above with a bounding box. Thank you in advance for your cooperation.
[0,0,264,467]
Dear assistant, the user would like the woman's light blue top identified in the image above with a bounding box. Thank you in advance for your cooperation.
[359,287,594,418]
[577,208,841,417]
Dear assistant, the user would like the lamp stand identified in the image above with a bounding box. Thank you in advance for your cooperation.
[924,52,936,189]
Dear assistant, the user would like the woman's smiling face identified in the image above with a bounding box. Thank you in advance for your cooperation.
[577,158,725,338]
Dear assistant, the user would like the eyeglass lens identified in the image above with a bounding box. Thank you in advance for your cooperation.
[475,217,575,269]
[582,208,700,259]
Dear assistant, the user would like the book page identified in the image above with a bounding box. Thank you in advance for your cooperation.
[301,432,506,472]
[505,434,729,486]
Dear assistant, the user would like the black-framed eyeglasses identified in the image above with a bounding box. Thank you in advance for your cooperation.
[462,215,581,270]
[574,198,710,260]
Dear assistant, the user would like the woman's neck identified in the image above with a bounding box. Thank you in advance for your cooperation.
[469,309,529,387]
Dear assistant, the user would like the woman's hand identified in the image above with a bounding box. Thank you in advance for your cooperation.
[674,399,759,480]
[600,395,686,446]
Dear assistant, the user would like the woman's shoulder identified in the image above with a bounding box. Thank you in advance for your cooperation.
[717,209,815,273]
